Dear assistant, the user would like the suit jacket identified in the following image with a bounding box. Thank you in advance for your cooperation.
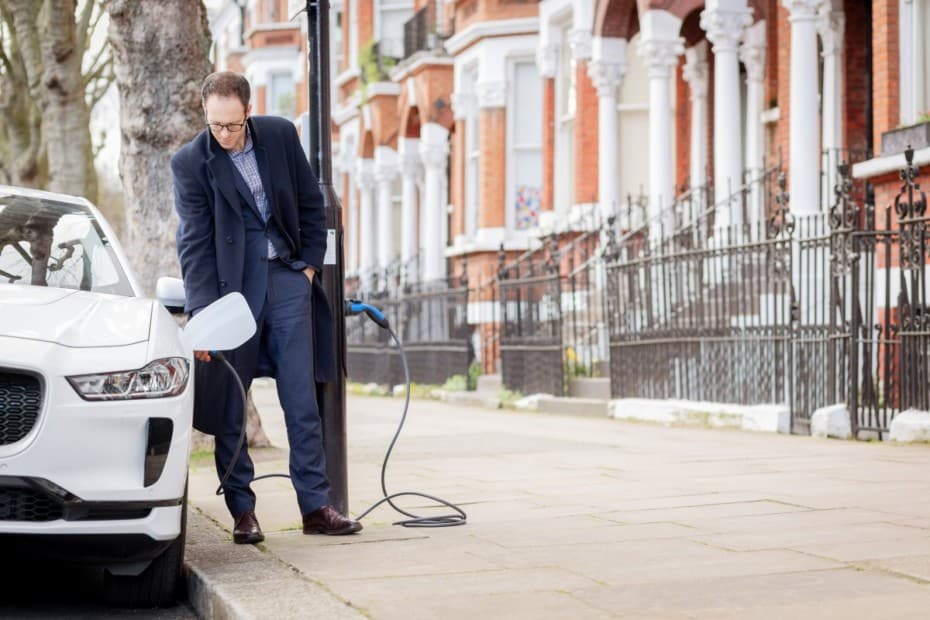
[171,116,337,433]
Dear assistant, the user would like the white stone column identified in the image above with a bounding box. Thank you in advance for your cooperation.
[536,42,558,79]
[451,90,478,240]
[398,138,420,279]
[818,7,844,209]
[355,159,376,281]
[589,37,628,219]
[740,20,766,225]
[701,0,752,228]
[344,174,359,273]
[419,123,449,281]
[784,0,826,214]
[637,11,684,233]
[374,146,398,269]
[683,41,709,194]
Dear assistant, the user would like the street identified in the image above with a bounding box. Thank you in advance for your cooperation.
[185,386,930,618]
[0,560,194,619]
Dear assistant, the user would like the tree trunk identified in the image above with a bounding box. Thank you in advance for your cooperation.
[8,0,95,198]
[108,1,270,449]
[106,0,212,294]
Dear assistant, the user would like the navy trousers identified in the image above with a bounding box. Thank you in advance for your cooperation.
[214,260,330,517]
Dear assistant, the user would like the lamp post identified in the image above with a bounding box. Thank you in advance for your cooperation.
[303,0,348,513]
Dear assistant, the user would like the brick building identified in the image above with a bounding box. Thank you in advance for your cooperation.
[209,1,930,429]
[210,0,930,285]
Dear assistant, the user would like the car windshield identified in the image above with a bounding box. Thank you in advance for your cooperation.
[0,194,134,296]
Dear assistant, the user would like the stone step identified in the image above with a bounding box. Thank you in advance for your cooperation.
[536,396,609,418]
[569,377,611,400]
[476,373,502,394]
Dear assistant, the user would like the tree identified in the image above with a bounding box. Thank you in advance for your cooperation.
[107,0,270,449]
[0,0,111,195]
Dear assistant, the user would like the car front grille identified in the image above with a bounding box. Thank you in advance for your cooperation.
[0,487,63,522]
[0,371,42,446]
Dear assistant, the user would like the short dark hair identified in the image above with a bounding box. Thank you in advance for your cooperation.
[201,71,251,108]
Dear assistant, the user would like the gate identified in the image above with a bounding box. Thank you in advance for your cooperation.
[498,236,564,396]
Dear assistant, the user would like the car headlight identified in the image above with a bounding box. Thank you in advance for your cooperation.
[67,357,190,401]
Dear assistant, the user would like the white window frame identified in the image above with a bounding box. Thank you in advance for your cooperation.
[463,65,479,239]
[267,71,295,118]
[900,0,930,124]
[506,56,543,235]
[375,0,414,59]
[554,23,575,213]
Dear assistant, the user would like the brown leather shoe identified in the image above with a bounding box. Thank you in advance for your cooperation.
[233,511,265,544]
[302,505,362,535]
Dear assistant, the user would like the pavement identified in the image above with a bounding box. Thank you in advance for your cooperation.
[186,384,930,619]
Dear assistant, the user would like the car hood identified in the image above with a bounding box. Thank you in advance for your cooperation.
[0,284,153,347]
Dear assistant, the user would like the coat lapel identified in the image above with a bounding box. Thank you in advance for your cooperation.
[205,133,244,221]
[250,120,281,223]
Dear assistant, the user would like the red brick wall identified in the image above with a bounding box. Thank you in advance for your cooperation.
[872,0,899,153]
[542,77,555,213]
[479,107,506,228]
[843,0,871,157]
[450,120,466,239]
[369,94,400,147]
[454,0,538,33]
[774,3,790,176]
[675,58,690,190]
[359,0,374,47]
[707,46,715,187]
[255,85,267,114]
[574,61,599,204]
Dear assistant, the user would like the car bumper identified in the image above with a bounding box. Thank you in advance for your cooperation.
[0,337,193,542]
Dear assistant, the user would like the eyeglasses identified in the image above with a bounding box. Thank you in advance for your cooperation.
[207,120,246,133]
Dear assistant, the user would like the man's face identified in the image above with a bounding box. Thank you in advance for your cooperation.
[204,95,251,152]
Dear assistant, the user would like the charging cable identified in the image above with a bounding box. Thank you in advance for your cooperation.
[212,300,467,528]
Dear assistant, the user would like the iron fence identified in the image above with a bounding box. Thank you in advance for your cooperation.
[344,152,930,438]
[346,261,472,387]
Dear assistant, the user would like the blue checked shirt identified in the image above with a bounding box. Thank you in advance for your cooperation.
[228,127,277,260]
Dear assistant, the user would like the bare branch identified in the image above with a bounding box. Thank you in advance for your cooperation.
[83,49,110,87]
[76,0,96,55]
[0,35,14,78]
[88,71,113,109]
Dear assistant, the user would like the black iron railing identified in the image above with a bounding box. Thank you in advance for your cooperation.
[346,153,930,439]
[402,2,448,60]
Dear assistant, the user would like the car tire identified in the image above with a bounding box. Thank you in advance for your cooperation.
[104,484,188,608]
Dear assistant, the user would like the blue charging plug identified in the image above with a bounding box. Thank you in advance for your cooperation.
[345,299,390,330]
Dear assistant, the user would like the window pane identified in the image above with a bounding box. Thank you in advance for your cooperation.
[0,197,132,295]
[380,7,413,58]
[513,151,542,230]
[513,62,541,145]
[270,73,295,118]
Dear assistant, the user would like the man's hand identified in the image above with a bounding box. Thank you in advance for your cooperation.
[194,350,212,362]
[303,267,316,284]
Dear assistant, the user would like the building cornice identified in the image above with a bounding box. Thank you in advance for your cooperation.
[443,17,539,56]
[335,67,361,88]
[852,146,930,180]
[390,53,455,82]
[333,94,361,125]
[366,82,402,98]
[244,22,301,39]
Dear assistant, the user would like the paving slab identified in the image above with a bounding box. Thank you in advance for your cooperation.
[187,388,930,618]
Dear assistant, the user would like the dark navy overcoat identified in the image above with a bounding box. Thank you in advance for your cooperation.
[171,116,336,434]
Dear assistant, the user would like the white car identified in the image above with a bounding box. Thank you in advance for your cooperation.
[0,186,253,607]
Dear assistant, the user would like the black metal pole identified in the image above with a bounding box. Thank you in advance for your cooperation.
[305,0,348,513]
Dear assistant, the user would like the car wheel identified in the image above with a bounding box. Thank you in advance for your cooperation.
[104,484,188,608]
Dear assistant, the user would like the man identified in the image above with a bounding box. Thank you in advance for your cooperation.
[171,71,361,543]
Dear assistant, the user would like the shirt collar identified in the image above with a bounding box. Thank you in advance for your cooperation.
[230,124,254,155]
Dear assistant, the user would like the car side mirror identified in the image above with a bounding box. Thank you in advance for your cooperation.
[184,292,256,352]
[156,277,186,314]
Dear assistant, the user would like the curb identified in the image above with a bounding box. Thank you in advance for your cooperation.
[184,507,365,619]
